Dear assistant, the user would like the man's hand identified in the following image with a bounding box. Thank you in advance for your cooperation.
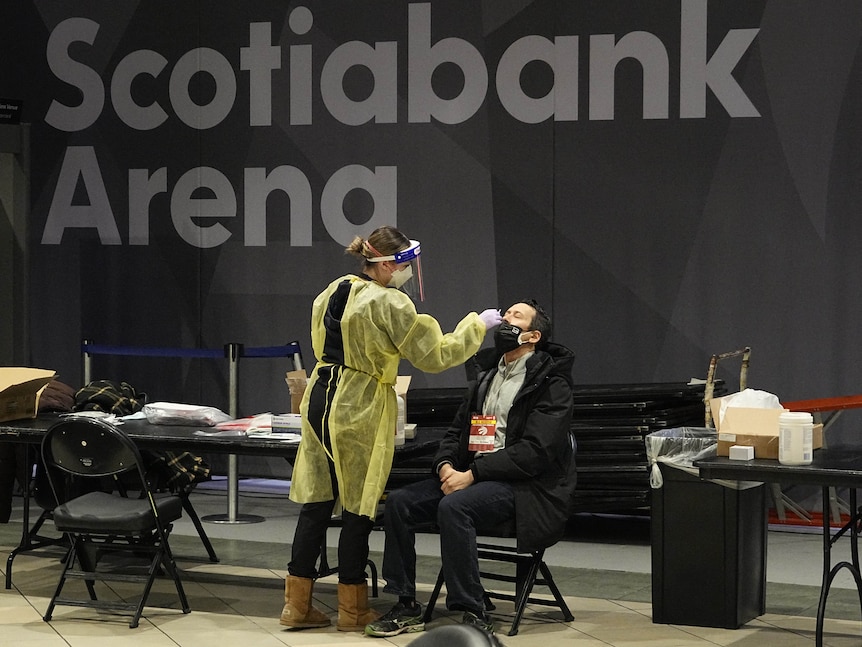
[439,465,474,495]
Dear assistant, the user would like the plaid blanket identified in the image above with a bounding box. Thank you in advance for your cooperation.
[74,380,211,492]
[145,450,211,492]
[74,380,147,416]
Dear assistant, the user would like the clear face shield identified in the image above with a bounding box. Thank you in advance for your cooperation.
[369,239,425,301]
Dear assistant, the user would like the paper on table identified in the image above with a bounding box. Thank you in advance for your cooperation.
[194,428,246,437]
[61,411,123,425]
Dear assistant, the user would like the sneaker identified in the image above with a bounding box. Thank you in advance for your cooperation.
[364,601,425,637]
[462,609,494,633]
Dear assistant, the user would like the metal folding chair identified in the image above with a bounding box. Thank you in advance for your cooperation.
[41,416,190,628]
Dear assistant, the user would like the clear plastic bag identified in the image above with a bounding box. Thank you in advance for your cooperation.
[645,427,717,488]
[143,401,232,427]
[645,427,761,490]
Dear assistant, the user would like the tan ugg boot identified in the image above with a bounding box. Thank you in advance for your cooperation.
[336,582,381,631]
[280,575,331,629]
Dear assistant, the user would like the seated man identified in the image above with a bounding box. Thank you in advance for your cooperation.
[366,299,576,637]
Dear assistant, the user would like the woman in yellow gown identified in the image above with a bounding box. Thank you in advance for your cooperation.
[280,225,503,632]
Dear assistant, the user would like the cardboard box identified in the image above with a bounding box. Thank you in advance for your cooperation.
[285,369,308,413]
[710,397,823,459]
[395,375,412,403]
[0,367,57,423]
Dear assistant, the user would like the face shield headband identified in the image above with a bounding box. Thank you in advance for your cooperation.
[367,239,425,301]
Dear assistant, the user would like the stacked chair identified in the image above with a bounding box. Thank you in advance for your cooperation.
[570,381,724,513]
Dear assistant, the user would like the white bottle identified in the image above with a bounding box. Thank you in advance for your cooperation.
[778,411,813,466]
[395,393,406,447]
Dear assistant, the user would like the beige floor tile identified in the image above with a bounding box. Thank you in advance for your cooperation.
[0,620,70,646]
[0,591,49,619]
[487,627,610,647]
[34,617,181,646]
[572,607,721,646]
[163,622,317,647]
[273,627,391,645]
[5,494,862,647]
[184,562,280,579]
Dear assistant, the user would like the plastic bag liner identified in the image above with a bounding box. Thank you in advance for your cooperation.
[645,427,761,490]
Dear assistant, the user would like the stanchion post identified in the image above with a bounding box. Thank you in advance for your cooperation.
[203,342,264,524]
[82,339,92,385]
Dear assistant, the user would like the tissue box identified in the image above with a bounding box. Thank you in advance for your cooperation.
[728,445,755,461]
[272,413,302,433]
[0,367,57,422]
[710,397,822,459]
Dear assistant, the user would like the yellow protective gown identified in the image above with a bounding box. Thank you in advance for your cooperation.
[289,274,486,518]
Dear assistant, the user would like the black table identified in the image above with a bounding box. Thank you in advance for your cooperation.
[1,415,445,458]
[2,415,304,456]
[1,414,444,515]
[1,414,444,587]
[696,450,862,647]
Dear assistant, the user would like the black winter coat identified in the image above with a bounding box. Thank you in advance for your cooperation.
[433,342,576,552]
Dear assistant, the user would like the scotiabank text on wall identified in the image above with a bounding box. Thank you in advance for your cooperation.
[40,1,760,248]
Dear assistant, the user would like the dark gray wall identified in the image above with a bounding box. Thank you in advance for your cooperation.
[0,124,31,367]
[4,1,862,443]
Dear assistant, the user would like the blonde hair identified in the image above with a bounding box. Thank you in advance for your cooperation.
[345,226,410,267]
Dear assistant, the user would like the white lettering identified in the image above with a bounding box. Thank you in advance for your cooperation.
[680,0,760,118]
[321,41,398,125]
[40,4,762,248]
[42,146,120,244]
[45,150,394,249]
[240,22,281,127]
[45,18,104,132]
[321,166,397,246]
[408,3,488,124]
[287,8,314,126]
[244,167,313,247]
[290,43,313,126]
[111,50,169,130]
[590,32,669,120]
[128,167,167,245]
[171,167,236,247]
[496,35,579,124]
[45,3,761,133]
[170,48,237,130]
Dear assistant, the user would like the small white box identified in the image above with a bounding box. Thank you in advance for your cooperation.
[728,445,755,461]
[272,413,302,433]
[404,423,417,439]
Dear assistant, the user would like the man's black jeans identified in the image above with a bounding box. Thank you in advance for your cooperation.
[381,476,515,613]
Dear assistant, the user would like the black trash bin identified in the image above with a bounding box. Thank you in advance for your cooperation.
[647,428,767,629]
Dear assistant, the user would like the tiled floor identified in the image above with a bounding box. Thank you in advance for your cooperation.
[3,478,862,646]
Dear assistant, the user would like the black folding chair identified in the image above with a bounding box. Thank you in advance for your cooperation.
[422,518,574,636]
[422,428,577,636]
[40,416,190,628]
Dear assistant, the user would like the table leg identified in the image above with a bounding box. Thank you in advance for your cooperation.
[5,446,67,589]
[852,490,862,629]
[5,468,32,589]
[201,454,265,524]
[815,487,862,647]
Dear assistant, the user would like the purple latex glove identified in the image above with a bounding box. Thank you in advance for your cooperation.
[478,308,503,330]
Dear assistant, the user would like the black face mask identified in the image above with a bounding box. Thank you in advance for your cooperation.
[494,322,529,354]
